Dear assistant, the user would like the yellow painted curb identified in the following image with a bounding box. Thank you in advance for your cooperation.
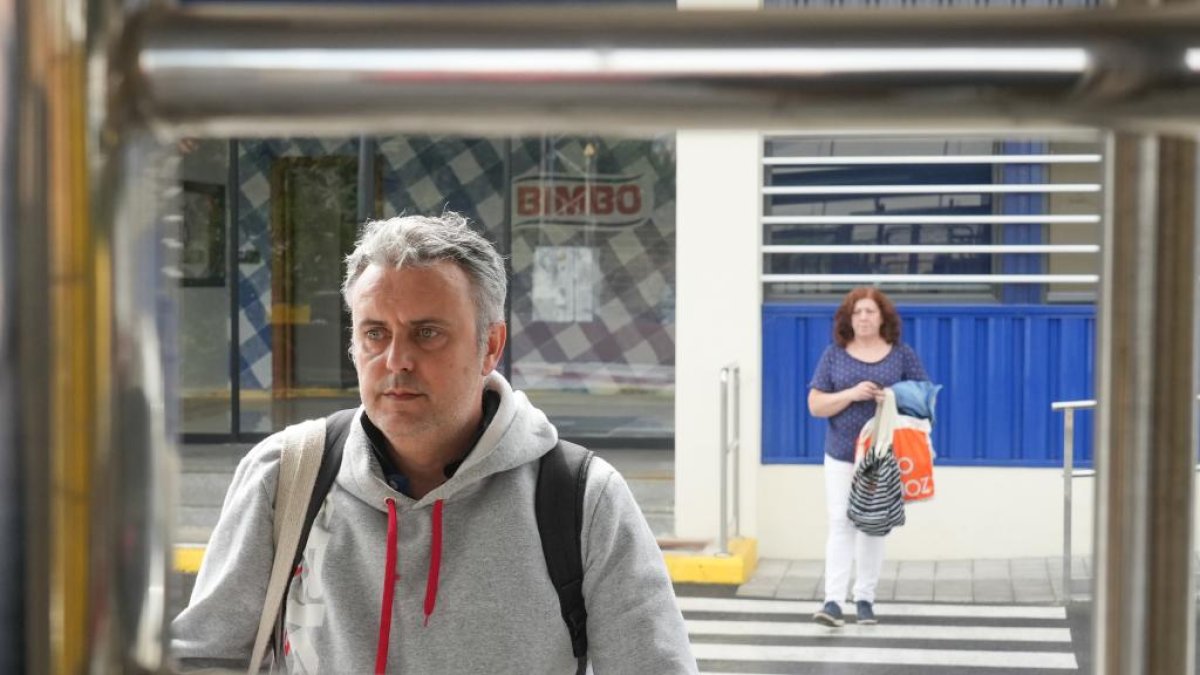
[175,545,205,574]
[662,537,758,585]
[179,538,761,585]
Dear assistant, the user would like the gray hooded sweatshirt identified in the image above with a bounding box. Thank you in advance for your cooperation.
[172,373,696,674]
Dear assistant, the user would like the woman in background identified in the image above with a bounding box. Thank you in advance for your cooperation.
[807,287,929,627]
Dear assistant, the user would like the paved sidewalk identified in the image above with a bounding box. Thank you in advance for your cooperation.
[738,556,1107,604]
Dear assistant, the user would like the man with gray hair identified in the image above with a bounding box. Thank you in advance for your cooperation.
[172,213,696,673]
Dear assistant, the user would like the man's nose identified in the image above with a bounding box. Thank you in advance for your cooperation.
[385,337,415,372]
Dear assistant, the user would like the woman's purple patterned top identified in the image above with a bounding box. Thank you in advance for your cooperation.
[808,342,928,462]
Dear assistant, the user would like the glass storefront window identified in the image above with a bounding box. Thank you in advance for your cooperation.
[508,136,676,441]
[179,134,676,444]
[177,139,232,435]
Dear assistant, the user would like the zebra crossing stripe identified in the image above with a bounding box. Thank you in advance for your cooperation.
[677,596,1067,619]
[690,643,1079,670]
[687,619,1072,643]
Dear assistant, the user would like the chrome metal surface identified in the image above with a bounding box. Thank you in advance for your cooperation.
[128,6,1200,136]
[87,131,177,675]
[51,3,1200,672]
[719,368,729,556]
[1,0,27,672]
[1095,133,1198,675]
[718,364,741,556]
[1063,408,1075,606]
[84,0,174,672]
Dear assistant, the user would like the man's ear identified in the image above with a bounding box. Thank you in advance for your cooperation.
[481,322,507,375]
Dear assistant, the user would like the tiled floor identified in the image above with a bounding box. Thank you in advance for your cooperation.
[739,556,1100,604]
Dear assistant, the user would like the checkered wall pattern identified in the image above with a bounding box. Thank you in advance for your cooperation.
[236,136,676,394]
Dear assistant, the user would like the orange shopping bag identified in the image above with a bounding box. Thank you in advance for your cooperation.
[855,389,936,502]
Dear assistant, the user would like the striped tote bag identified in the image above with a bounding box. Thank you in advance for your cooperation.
[847,448,906,536]
[848,389,906,536]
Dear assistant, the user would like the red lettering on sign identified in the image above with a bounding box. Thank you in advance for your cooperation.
[516,186,541,216]
[592,186,614,215]
[553,186,586,215]
[515,182,644,219]
[616,185,641,215]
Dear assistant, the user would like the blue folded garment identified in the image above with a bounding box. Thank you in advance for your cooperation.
[892,379,943,423]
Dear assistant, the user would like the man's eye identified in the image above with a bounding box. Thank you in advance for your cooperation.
[418,327,440,340]
[365,328,384,340]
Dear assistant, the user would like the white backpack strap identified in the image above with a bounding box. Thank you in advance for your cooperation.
[248,419,327,674]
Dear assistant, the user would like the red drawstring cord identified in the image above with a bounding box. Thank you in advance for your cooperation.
[423,499,444,626]
[375,498,399,675]
[376,497,447,672]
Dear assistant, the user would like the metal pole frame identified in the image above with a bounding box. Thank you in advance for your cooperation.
[16,3,1200,673]
[1063,407,1075,605]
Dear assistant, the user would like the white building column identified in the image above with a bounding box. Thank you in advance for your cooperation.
[674,128,762,541]
[674,0,762,547]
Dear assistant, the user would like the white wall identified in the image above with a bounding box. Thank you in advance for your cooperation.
[674,131,762,541]
[674,0,762,545]
[756,464,1200,560]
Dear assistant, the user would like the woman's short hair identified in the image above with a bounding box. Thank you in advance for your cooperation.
[832,287,901,347]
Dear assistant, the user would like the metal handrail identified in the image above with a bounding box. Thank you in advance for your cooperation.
[762,244,1100,254]
[718,364,741,556]
[763,273,1099,284]
[1052,399,1093,606]
[1053,395,1200,605]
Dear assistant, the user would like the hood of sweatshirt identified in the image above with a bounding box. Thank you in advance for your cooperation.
[319,371,563,670]
[339,370,559,514]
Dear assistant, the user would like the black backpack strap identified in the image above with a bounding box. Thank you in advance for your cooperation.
[294,408,354,570]
[536,440,594,674]
[272,407,355,660]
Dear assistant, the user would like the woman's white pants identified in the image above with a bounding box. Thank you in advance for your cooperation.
[823,453,887,604]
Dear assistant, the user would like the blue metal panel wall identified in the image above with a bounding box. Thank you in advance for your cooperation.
[763,304,1095,467]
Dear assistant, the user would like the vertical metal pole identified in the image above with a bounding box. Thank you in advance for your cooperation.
[1063,408,1074,606]
[718,368,729,556]
[227,139,240,438]
[732,365,740,538]
[0,0,28,671]
[1095,130,1198,675]
[356,135,376,224]
[86,0,171,671]
[502,138,513,384]
[21,0,97,671]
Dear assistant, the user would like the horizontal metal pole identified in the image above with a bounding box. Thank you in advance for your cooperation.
[1052,394,1200,410]
[762,244,1099,253]
[763,273,1099,283]
[764,183,1100,194]
[1071,466,1200,478]
[767,128,1106,138]
[128,6,1200,136]
[762,215,1101,224]
[764,154,1102,165]
[1053,399,1100,410]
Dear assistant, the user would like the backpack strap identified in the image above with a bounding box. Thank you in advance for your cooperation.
[536,440,594,674]
[262,408,355,667]
[250,418,326,674]
[295,408,355,571]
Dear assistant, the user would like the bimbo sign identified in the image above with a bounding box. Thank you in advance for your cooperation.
[512,172,650,227]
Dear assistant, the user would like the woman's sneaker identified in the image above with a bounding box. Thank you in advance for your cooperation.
[813,601,845,627]
[856,600,878,625]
